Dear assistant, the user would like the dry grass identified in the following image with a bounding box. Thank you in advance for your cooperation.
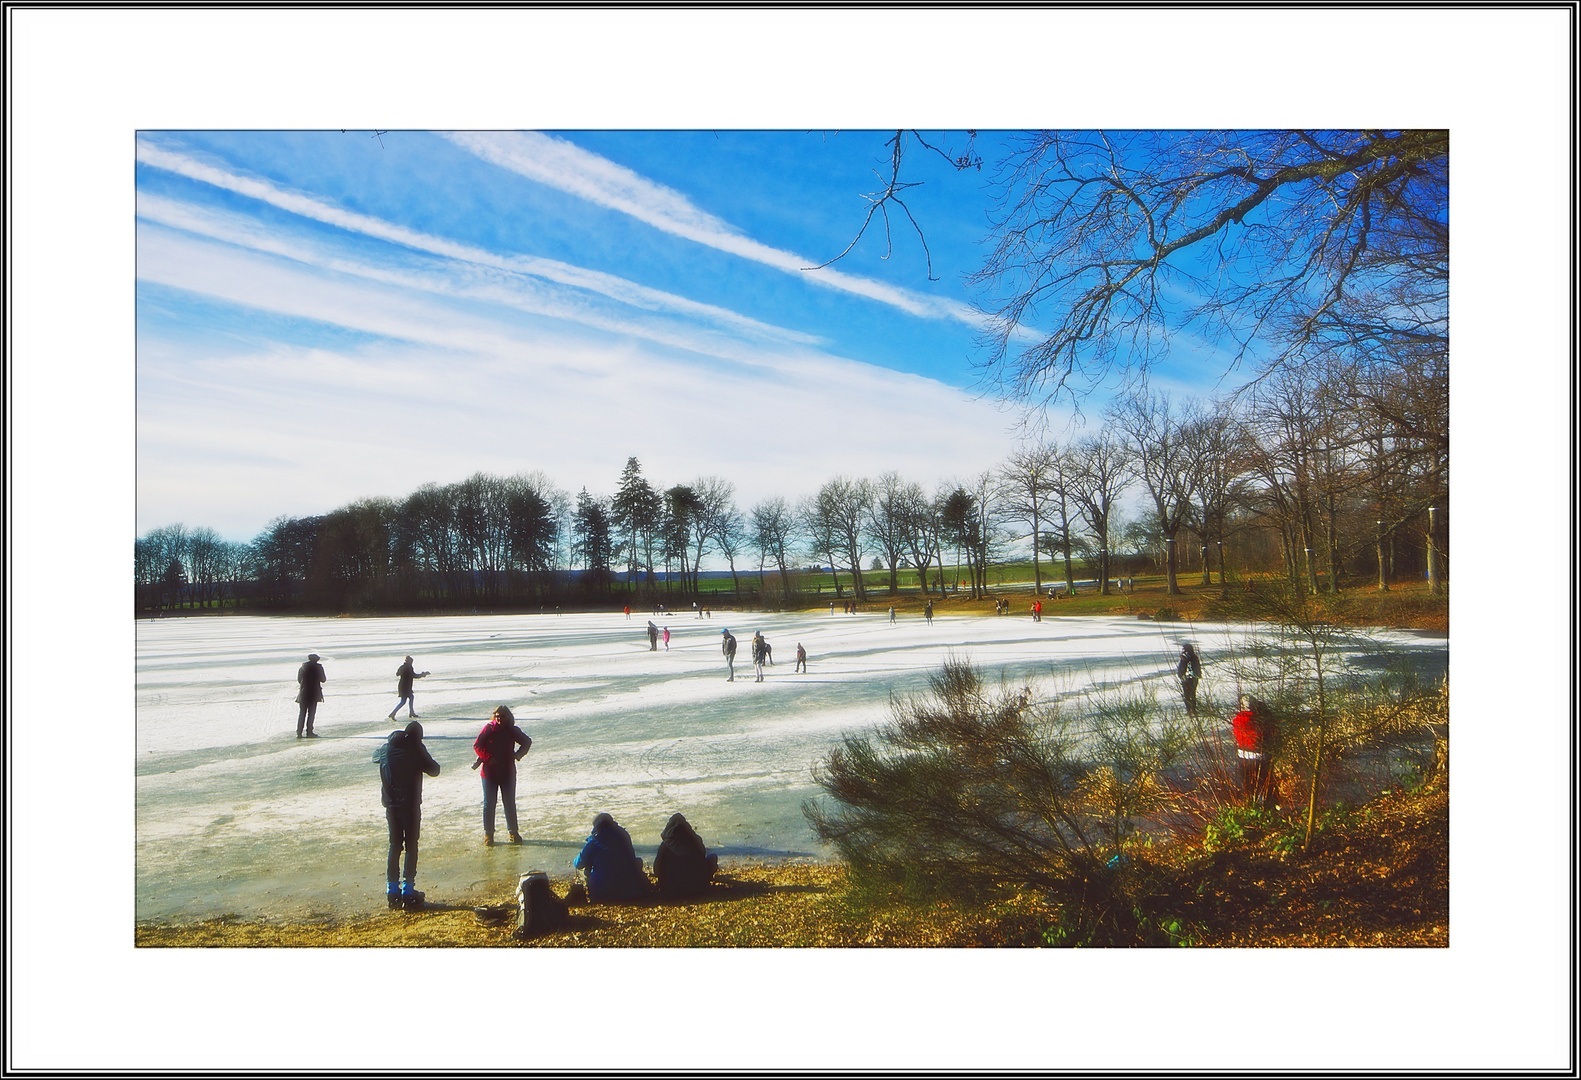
[136,783,1446,949]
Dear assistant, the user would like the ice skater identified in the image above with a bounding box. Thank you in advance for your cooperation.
[1177,643,1202,716]
[721,628,737,682]
[647,620,660,651]
[472,705,532,846]
[751,631,770,682]
[795,642,807,673]
[295,653,326,738]
[372,720,440,910]
[387,655,429,720]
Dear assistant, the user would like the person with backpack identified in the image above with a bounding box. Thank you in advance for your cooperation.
[653,813,719,898]
[573,813,651,902]
[721,628,737,682]
[372,720,441,910]
[1177,643,1203,716]
[387,655,429,720]
[472,705,532,846]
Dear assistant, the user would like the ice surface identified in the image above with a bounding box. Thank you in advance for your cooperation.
[136,609,1447,920]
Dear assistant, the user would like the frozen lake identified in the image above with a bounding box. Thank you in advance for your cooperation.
[135,609,1447,921]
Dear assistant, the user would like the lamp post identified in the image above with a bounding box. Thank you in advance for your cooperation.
[1216,540,1225,594]
[1163,535,1175,595]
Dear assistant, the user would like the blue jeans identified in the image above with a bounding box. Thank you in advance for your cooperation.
[482,773,518,837]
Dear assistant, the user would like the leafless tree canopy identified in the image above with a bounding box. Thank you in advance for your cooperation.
[969,130,1449,408]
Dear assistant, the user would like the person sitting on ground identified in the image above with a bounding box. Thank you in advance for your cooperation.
[573,812,651,902]
[653,813,719,898]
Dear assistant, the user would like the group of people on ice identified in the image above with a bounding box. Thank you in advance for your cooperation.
[295,606,1274,919]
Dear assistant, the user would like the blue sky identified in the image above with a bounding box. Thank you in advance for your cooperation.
[137,128,1196,541]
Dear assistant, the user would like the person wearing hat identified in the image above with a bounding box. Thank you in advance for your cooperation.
[720,628,737,682]
[372,719,441,910]
[295,653,327,738]
[388,655,430,720]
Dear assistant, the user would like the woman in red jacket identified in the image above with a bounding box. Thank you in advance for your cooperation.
[472,705,532,845]
[1231,694,1274,807]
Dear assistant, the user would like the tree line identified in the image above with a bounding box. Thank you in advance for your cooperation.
[136,366,1447,614]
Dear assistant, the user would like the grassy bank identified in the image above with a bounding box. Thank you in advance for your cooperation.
[135,781,1446,949]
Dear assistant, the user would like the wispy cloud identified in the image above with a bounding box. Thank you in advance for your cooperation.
[136,193,819,369]
[443,131,987,328]
[135,139,821,349]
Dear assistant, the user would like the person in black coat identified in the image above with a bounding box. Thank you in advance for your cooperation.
[653,813,719,898]
[296,653,326,738]
[1176,643,1203,717]
[372,720,441,909]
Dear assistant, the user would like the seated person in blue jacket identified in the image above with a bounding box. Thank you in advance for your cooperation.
[573,812,651,902]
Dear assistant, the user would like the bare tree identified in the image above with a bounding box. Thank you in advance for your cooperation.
[1066,434,1133,595]
[998,444,1059,593]
[1111,392,1202,596]
[750,497,796,598]
[696,476,744,598]
[866,472,913,596]
[810,476,875,601]
[969,129,1448,410]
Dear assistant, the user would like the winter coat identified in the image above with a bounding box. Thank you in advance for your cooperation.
[296,661,326,704]
[722,633,737,659]
[474,719,531,782]
[1232,705,1268,756]
[573,814,650,902]
[751,636,768,664]
[396,660,425,696]
[1177,647,1202,683]
[372,728,440,810]
[654,813,718,898]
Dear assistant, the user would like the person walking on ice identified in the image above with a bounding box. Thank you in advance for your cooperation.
[472,705,532,846]
[372,720,440,910]
[295,653,326,738]
[1177,642,1203,717]
[751,631,771,682]
[388,655,429,720]
[794,642,807,673]
[888,606,896,624]
[721,628,737,682]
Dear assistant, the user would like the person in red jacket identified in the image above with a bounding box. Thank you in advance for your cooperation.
[472,705,532,845]
[1230,694,1274,807]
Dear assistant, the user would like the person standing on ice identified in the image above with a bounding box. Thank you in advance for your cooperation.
[751,631,770,682]
[662,626,670,651]
[721,628,737,682]
[295,653,326,738]
[647,620,660,651]
[1177,643,1203,717]
[471,705,532,846]
[795,642,807,673]
[924,600,934,626]
[387,655,429,721]
[372,720,440,910]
